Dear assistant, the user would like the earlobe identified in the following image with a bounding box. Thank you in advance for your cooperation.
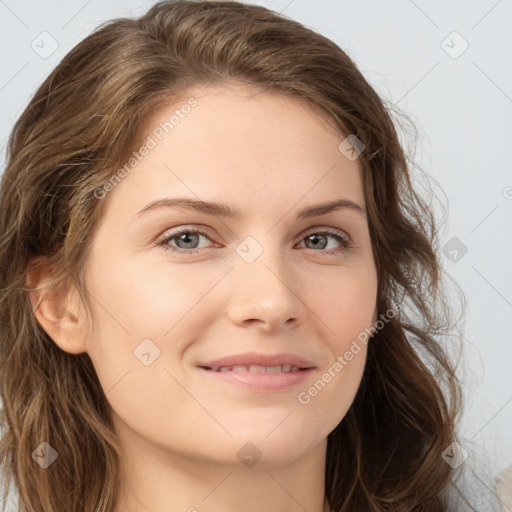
[26,258,87,355]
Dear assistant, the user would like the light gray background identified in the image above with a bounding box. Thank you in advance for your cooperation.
[1,0,511,507]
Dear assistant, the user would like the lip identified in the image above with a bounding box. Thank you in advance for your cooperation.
[200,367,315,391]
[196,352,316,392]
[197,352,316,370]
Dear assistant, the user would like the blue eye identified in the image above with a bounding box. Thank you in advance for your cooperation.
[156,228,353,255]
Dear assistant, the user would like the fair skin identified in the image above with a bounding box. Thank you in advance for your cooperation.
[30,83,378,512]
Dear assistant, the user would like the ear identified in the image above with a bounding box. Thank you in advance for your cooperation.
[26,258,88,355]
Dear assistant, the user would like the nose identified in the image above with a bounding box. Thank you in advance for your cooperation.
[226,237,307,331]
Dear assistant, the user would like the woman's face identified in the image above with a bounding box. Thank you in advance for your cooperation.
[82,83,378,467]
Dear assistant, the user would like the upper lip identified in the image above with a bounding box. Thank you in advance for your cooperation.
[197,352,316,370]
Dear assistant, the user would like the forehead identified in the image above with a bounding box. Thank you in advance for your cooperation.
[102,83,366,221]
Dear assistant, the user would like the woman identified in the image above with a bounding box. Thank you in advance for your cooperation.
[0,1,493,510]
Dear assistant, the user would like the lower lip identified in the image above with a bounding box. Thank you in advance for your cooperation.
[199,368,315,391]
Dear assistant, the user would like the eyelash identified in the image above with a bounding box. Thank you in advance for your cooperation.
[156,227,353,256]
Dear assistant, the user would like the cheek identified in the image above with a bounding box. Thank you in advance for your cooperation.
[305,265,377,346]
[301,347,367,440]
[84,257,225,353]
[121,259,230,325]
[82,259,229,424]
[297,320,370,438]
[289,267,375,427]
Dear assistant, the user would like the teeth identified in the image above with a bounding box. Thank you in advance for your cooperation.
[210,364,305,373]
[248,365,267,373]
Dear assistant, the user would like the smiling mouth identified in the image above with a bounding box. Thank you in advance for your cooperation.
[198,363,315,391]
[200,364,311,373]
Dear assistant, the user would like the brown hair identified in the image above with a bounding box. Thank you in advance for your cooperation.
[0,1,469,510]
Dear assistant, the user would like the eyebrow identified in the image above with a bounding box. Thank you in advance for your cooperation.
[135,197,366,220]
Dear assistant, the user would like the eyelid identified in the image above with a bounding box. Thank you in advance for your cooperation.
[302,226,351,240]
